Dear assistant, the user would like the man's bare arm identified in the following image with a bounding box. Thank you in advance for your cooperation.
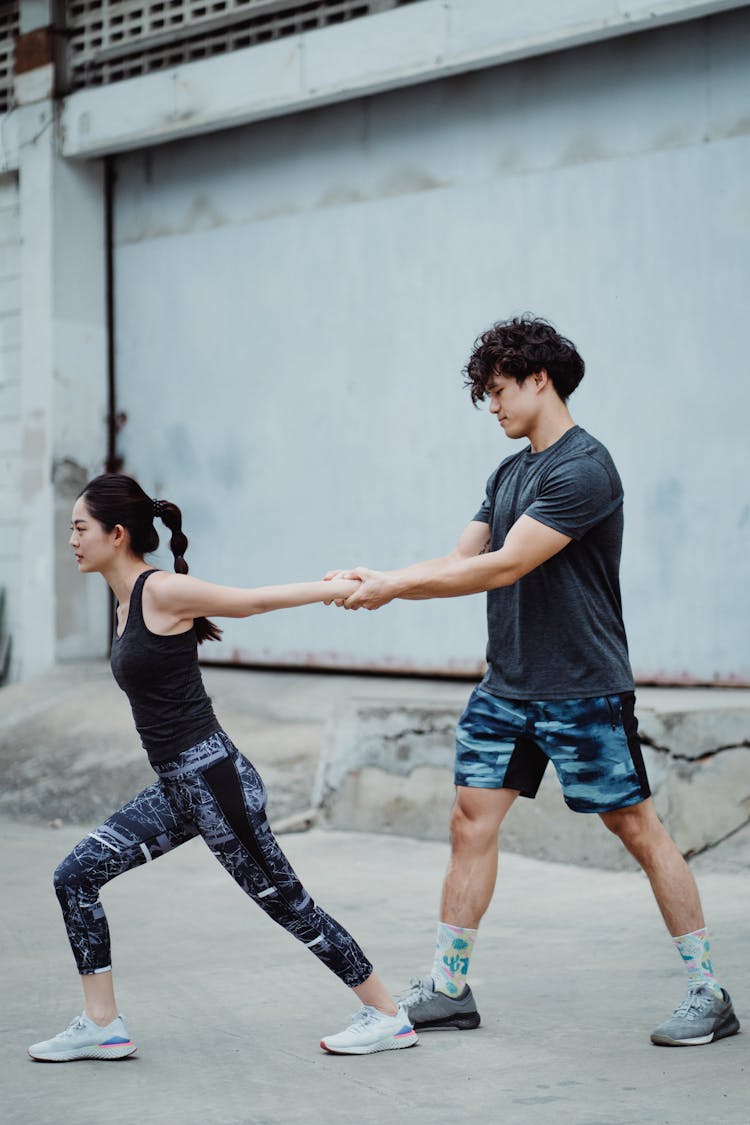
[341,516,570,610]
[324,522,489,597]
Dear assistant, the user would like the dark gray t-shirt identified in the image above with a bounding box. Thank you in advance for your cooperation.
[473,426,634,700]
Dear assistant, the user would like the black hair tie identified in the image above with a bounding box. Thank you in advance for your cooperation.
[152,499,164,517]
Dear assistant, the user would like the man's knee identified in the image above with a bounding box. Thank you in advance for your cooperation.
[600,799,664,855]
[449,790,510,851]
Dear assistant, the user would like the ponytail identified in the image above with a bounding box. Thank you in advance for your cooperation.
[79,474,222,645]
[152,498,222,644]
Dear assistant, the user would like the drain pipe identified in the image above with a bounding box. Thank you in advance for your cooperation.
[104,155,122,474]
[103,155,120,651]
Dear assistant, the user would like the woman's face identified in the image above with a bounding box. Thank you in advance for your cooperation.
[69,496,118,573]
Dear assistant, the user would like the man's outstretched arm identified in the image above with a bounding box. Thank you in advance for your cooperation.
[336,515,571,610]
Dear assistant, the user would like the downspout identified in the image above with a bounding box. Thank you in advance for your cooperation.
[104,154,119,650]
[104,154,121,474]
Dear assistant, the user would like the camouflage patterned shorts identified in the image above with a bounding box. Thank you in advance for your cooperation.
[455,687,651,813]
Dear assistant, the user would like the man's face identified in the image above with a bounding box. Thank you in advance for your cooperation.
[486,370,542,440]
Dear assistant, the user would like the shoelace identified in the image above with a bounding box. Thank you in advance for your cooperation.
[398,976,432,1005]
[344,1005,402,1034]
[60,1015,89,1039]
[351,1005,388,1029]
[672,988,718,1021]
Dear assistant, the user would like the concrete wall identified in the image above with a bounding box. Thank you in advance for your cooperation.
[0,173,21,681]
[60,0,747,158]
[112,8,750,681]
[2,0,749,682]
[0,25,110,682]
[314,689,750,869]
[17,113,110,678]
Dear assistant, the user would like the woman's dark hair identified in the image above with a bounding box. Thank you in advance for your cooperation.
[78,473,222,644]
[464,315,585,405]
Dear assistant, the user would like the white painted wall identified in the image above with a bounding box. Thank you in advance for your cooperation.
[0,0,110,682]
[113,10,750,682]
[60,0,747,158]
[12,97,109,681]
[0,172,22,680]
[49,155,109,662]
[5,1,749,682]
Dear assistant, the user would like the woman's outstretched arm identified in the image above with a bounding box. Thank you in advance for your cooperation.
[146,573,361,620]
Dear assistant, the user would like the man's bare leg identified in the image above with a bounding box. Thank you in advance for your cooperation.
[401,786,518,1029]
[601,797,740,1045]
[440,786,519,927]
[600,798,703,935]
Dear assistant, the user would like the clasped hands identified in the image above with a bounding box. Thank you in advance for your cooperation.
[323,567,394,611]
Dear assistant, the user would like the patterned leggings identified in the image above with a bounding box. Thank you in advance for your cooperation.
[53,731,373,988]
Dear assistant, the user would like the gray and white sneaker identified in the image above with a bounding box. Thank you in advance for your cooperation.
[651,986,740,1046]
[398,975,480,1031]
[28,1012,137,1062]
[320,1004,417,1055]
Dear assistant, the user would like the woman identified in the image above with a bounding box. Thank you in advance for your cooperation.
[28,474,416,1061]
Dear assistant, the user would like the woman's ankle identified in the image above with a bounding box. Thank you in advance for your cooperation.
[85,1008,118,1026]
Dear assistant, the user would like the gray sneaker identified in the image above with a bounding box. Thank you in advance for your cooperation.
[398,975,480,1031]
[651,986,740,1046]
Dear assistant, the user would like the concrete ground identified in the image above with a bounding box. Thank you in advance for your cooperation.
[1,663,749,1124]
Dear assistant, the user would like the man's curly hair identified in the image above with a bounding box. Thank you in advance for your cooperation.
[464,315,585,405]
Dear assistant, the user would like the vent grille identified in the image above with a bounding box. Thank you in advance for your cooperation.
[65,1,421,92]
[0,3,19,114]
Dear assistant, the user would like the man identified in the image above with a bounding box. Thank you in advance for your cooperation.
[329,315,738,1047]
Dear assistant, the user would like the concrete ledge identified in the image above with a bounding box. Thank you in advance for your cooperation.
[59,0,745,158]
[314,693,750,870]
[3,662,748,872]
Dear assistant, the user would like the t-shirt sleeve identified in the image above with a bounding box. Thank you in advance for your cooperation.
[472,468,498,524]
[524,455,622,540]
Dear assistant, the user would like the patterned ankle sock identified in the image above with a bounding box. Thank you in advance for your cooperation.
[431,921,477,997]
[673,927,722,997]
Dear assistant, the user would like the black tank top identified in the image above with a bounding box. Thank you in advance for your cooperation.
[110,569,220,764]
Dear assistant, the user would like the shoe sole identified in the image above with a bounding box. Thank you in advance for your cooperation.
[28,1044,138,1062]
[651,1015,740,1047]
[412,1012,481,1032]
[319,1031,418,1055]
